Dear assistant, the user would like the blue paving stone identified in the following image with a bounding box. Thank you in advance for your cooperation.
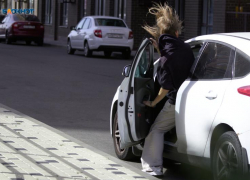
[15,148,27,151]
[2,162,14,165]
[47,148,58,150]
[105,168,117,170]
[82,168,94,170]
[30,173,43,176]
[3,141,14,143]
[109,164,122,167]
[77,159,89,161]
[112,171,126,175]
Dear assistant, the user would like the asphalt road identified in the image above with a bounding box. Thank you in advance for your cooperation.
[0,41,213,180]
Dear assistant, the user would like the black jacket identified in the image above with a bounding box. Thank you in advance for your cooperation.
[156,34,195,104]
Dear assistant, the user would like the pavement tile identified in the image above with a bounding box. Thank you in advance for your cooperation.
[0,105,156,180]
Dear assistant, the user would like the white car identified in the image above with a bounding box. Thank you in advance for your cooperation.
[110,33,250,179]
[67,16,133,59]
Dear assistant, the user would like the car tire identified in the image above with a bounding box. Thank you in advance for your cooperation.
[104,51,112,58]
[26,40,31,45]
[113,111,134,160]
[212,131,248,180]
[122,50,131,59]
[84,41,92,57]
[5,31,11,44]
[67,40,75,55]
[37,39,44,46]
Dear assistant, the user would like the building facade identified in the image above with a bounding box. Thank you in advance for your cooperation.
[1,0,249,49]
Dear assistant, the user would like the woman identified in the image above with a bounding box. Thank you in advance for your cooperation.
[141,3,195,176]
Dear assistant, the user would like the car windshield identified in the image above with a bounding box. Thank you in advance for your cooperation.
[95,18,126,27]
[13,14,40,22]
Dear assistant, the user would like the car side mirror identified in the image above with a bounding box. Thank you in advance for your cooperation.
[122,65,131,77]
[70,26,75,30]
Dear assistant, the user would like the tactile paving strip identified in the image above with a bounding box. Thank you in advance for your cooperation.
[0,107,150,180]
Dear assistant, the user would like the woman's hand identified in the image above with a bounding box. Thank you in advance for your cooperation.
[150,38,158,49]
[143,101,156,107]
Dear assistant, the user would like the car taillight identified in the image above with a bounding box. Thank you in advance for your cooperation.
[40,25,44,29]
[128,31,133,39]
[238,86,250,97]
[12,23,18,28]
[94,29,102,38]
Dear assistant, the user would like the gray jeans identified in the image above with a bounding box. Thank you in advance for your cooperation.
[141,100,175,171]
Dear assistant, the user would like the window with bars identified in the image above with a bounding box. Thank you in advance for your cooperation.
[29,0,34,9]
[201,0,213,35]
[45,0,52,24]
[61,3,68,26]
[95,0,105,15]
[114,0,126,21]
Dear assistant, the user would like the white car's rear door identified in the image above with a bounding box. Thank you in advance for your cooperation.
[118,38,155,149]
[176,41,235,156]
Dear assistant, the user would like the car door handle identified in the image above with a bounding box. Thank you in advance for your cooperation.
[205,91,217,100]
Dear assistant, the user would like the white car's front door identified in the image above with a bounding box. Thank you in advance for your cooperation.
[71,18,85,48]
[176,41,235,156]
[118,38,155,149]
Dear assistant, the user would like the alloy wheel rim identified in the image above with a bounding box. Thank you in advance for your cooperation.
[115,116,125,154]
[216,141,238,180]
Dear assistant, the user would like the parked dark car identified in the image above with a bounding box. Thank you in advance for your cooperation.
[0,15,5,23]
[0,14,44,45]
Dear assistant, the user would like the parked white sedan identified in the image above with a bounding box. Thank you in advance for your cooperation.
[110,33,250,179]
[67,16,133,59]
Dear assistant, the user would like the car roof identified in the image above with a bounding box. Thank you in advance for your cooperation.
[186,32,250,56]
[84,16,124,20]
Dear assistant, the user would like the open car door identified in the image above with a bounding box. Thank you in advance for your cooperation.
[118,38,155,149]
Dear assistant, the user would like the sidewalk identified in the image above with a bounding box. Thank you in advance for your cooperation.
[0,103,158,180]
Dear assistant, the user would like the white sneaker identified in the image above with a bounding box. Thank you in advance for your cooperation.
[142,167,163,176]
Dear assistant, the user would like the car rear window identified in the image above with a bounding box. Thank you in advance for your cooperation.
[13,14,40,22]
[234,49,250,78]
[95,18,126,27]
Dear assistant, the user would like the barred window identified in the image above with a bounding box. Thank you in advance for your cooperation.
[45,0,52,24]
[114,0,126,21]
[61,3,68,26]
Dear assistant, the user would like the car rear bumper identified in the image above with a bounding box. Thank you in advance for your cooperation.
[9,35,43,41]
[95,45,131,52]
[89,37,133,51]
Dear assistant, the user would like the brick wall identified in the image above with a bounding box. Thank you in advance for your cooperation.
[184,0,202,40]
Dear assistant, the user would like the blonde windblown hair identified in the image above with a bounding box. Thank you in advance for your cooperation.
[143,3,182,40]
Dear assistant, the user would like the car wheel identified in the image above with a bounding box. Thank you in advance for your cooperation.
[5,32,11,44]
[104,51,112,58]
[26,40,31,45]
[84,42,92,57]
[67,40,75,55]
[113,111,134,160]
[122,50,131,59]
[37,39,43,46]
[212,131,247,180]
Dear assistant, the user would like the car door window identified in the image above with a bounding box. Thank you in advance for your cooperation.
[234,49,250,78]
[134,45,151,78]
[76,18,85,30]
[82,18,90,29]
[192,42,233,80]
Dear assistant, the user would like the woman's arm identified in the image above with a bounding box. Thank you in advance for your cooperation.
[143,87,169,107]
